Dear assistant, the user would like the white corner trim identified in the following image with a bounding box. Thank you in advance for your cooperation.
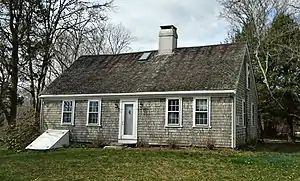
[86,99,102,126]
[242,99,246,127]
[118,100,122,140]
[231,95,236,149]
[192,96,211,128]
[40,90,236,99]
[165,97,182,127]
[61,100,75,125]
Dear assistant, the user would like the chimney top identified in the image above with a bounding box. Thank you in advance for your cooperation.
[160,25,177,30]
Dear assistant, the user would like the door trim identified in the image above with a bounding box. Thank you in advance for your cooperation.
[118,99,138,143]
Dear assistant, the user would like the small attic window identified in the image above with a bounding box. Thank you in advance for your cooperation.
[139,52,151,61]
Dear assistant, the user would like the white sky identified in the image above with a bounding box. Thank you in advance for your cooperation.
[108,0,230,51]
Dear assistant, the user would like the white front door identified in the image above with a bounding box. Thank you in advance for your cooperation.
[119,100,137,143]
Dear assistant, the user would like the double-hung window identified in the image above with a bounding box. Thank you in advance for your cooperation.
[61,100,75,125]
[166,98,182,127]
[87,100,101,126]
[193,97,210,127]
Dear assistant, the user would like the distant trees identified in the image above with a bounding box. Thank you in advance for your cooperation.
[83,22,134,55]
[0,0,134,126]
[219,0,300,141]
[53,22,133,74]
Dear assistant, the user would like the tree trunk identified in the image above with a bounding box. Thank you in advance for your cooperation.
[8,1,20,126]
[258,114,264,142]
[9,39,18,126]
[287,115,295,143]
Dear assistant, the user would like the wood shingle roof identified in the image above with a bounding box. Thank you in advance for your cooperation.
[42,43,247,95]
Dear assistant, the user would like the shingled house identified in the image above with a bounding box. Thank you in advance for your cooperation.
[40,25,258,148]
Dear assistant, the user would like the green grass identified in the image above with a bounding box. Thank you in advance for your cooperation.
[1,145,300,181]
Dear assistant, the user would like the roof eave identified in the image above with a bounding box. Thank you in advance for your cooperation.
[40,90,236,99]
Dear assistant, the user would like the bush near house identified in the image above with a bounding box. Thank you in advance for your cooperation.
[3,109,40,150]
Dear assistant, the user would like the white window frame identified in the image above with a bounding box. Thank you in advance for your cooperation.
[242,99,246,127]
[61,100,75,125]
[193,97,211,128]
[251,102,254,126]
[165,97,182,127]
[86,100,101,126]
[246,63,250,90]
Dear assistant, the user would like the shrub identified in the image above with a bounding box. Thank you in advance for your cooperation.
[205,137,215,150]
[92,134,109,148]
[4,109,40,150]
[137,137,149,148]
[167,138,179,149]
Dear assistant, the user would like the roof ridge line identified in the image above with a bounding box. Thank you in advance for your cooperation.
[79,42,247,58]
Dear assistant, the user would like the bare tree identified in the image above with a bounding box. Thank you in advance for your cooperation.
[21,0,113,116]
[51,21,134,78]
[0,0,113,126]
[84,22,134,55]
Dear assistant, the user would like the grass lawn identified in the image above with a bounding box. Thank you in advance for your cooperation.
[1,144,300,181]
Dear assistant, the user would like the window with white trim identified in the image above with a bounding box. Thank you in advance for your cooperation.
[166,98,182,126]
[251,103,255,125]
[87,100,100,125]
[193,98,210,126]
[242,99,246,127]
[61,100,74,124]
[246,63,250,89]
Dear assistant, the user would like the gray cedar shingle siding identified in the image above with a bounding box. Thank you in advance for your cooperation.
[138,97,232,147]
[43,100,119,143]
[42,43,246,95]
[42,96,233,147]
[235,52,258,146]
[247,53,259,141]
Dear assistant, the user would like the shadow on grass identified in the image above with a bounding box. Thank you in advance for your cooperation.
[251,141,300,153]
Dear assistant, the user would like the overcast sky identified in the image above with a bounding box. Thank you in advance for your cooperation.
[107,0,230,51]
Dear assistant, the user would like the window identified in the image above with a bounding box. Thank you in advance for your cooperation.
[242,99,246,127]
[61,100,74,125]
[193,97,210,127]
[246,63,250,89]
[251,103,255,125]
[165,98,182,126]
[87,100,101,126]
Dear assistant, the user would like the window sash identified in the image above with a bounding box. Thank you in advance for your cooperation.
[168,112,179,124]
[195,112,208,125]
[63,101,73,112]
[87,100,100,125]
[63,113,72,123]
[88,113,99,124]
[168,99,179,112]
